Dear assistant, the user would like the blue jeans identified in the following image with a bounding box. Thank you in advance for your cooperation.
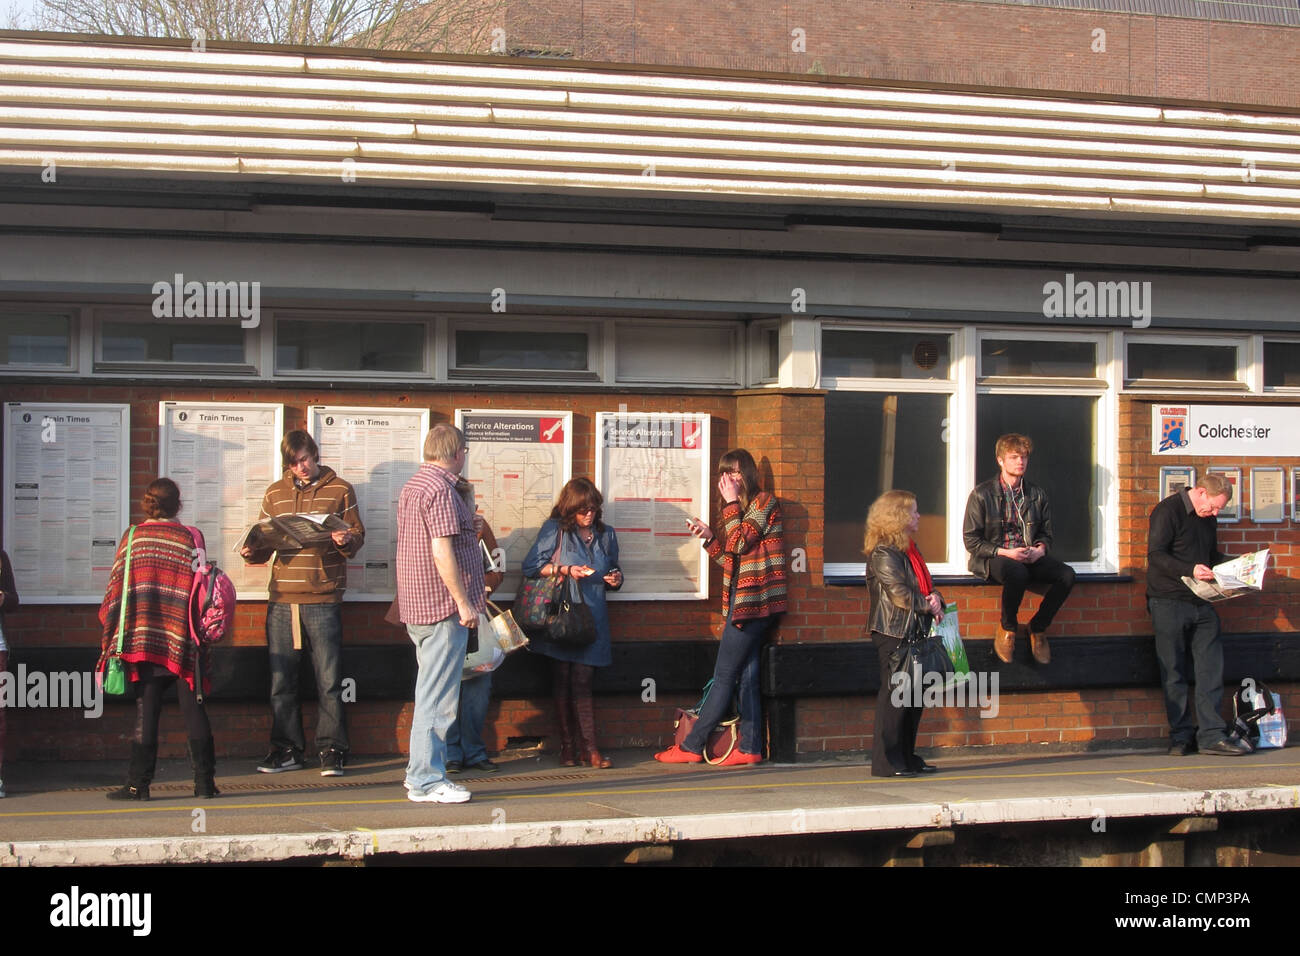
[684,612,771,757]
[447,672,492,765]
[266,602,347,754]
[1149,597,1228,749]
[405,615,468,793]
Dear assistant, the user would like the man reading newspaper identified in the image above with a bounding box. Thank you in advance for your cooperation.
[1146,473,1255,757]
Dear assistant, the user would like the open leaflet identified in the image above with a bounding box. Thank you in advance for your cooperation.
[234,512,350,553]
[1181,549,1269,603]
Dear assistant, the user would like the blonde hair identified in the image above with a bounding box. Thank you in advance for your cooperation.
[863,490,916,554]
[995,433,1033,460]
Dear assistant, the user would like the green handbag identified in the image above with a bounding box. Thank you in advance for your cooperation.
[102,526,135,697]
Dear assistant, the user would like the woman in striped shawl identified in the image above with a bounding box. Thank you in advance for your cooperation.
[657,449,787,766]
[98,478,218,800]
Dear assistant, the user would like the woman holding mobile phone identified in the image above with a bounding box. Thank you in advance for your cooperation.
[522,478,623,769]
[656,449,786,766]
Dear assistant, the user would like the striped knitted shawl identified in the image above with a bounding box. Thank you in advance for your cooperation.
[706,492,788,622]
[98,522,205,691]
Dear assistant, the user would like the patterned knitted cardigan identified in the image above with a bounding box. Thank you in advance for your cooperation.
[98,521,206,692]
[705,491,788,622]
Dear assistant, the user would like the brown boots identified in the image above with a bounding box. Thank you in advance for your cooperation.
[995,625,1051,665]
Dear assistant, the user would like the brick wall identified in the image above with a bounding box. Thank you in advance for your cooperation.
[498,0,1300,110]
[4,381,1297,759]
[798,684,1300,755]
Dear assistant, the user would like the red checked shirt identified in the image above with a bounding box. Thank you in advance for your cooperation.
[395,462,486,625]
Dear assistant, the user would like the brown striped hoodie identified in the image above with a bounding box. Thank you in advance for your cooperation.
[243,465,365,604]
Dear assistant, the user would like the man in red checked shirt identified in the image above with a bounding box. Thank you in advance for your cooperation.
[394,423,486,804]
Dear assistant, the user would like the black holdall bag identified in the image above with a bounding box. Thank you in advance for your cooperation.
[886,607,955,703]
[546,577,598,646]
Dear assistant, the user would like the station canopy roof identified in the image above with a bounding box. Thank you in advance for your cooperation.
[2,33,1300,226]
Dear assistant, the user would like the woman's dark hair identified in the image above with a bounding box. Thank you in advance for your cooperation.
[551,477,605,532]
[718,448,761,512]
[142,477,181,519]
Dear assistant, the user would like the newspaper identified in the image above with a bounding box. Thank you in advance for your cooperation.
[234,512,350,553]
[1181,549,1269,602]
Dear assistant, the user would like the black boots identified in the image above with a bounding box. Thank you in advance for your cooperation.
[107,742,156,801]
[107,740,220,800]
[189,737,220,798]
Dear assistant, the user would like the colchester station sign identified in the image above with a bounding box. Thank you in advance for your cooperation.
[1152,404,1298,457]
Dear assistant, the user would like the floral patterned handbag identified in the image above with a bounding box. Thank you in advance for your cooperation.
[516,541,563,635]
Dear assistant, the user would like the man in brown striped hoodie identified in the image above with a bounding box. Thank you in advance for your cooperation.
[241,430,364,777]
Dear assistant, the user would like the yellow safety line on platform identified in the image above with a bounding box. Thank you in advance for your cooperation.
[2,760,1297,820]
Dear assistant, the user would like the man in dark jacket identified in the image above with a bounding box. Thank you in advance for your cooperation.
[241,430,364,776]
[1147,473,1248,756]
[963,433,1075,665]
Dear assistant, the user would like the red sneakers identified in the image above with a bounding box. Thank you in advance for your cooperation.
[715,749,763,767]
[654,745,703,763]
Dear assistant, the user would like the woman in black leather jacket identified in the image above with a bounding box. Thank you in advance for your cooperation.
[864,490,946,778]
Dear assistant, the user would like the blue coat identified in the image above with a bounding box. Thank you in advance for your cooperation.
[521,519,620,666]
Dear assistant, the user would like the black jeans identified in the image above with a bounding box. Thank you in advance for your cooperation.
[986,554,1076,632]
[871,631,925,776]
[1149,597,1228,748]
[133,662,211,746]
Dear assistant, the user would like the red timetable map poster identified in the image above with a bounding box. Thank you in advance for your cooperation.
[456,409,572,600]
[595,411,710,600]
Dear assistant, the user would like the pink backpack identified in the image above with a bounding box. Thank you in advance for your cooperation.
[187,527,237,644]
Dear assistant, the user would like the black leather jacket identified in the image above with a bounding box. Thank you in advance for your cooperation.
[962,477,1054,578]
[866,545,936,643]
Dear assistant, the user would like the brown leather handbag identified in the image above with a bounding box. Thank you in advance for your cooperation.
[672,680,740,764]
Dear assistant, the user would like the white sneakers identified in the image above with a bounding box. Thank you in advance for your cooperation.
[405,780,471,804]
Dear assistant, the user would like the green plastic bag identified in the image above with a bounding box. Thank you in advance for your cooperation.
[102,526,134,697]
[932,603,972,687]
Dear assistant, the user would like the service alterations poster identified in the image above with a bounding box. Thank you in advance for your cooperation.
[595,410,710,600]
[4,403,130,602]
[456,409,572,600]
[159,401,282,597]
[309,406,429,599]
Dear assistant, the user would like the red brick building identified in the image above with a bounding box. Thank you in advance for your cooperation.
[0,6,1297,762]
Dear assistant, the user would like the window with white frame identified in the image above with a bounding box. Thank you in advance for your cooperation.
[822,325,1116,578]
[615,321,740,385]
[96,309,251,369]
[275,314,427,375]
[746,320,781,386]
[0,309,75,369]
[1263,340,1300,390]
[822,327,957,570]
[1124,335,1249,389]
[976,333,1110,565]
[448,319,600,381]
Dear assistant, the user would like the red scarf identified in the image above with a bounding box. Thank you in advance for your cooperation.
[906,541,933,597]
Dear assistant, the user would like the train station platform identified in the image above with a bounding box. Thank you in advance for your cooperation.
[3,744,1299,868]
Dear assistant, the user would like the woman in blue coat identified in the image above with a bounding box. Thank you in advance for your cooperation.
[523,478,623,769]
